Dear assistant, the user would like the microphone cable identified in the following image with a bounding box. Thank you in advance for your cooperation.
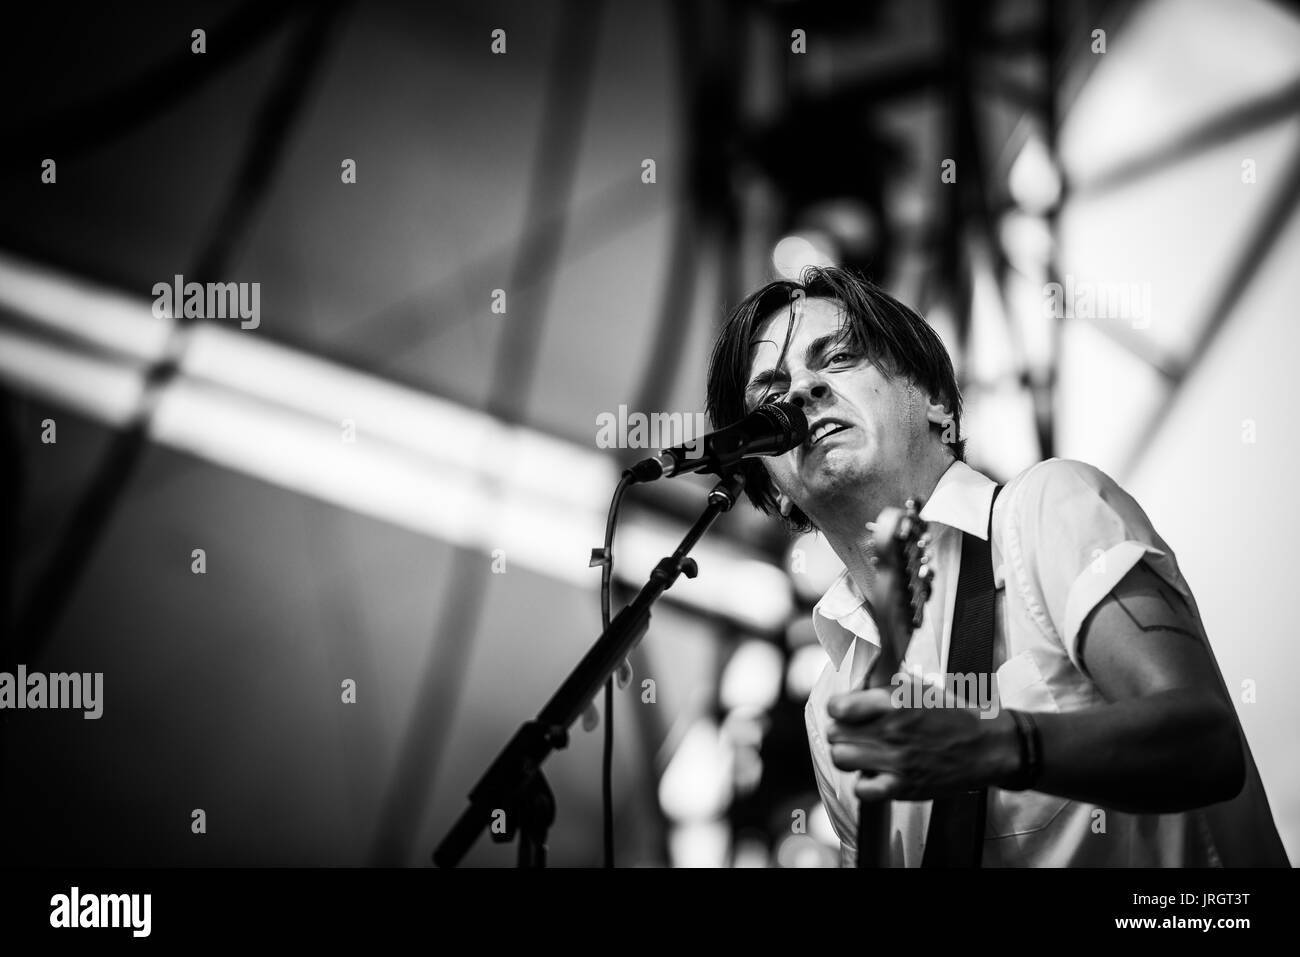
[596,470,634,867]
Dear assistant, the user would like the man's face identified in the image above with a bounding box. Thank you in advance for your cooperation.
[744,296,936,525]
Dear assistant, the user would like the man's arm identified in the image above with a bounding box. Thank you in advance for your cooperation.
[828,560,1246,812]
[1008,559,1245,812]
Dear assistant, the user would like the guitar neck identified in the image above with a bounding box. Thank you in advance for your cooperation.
[854,500,930,869]
[856,624,905,868]
[863,624,903,692]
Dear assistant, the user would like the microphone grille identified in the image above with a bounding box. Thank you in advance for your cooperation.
[759,401,809,442]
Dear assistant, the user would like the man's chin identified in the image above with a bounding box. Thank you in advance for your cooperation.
[799,459,875,507]
[800,445,868,483]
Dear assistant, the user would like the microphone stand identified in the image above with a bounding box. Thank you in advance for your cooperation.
[433,470,746,868]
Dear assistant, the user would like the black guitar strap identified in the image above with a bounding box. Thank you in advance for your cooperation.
[921,482,1004,868]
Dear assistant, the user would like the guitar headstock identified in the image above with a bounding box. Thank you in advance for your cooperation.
[863,498,932,683]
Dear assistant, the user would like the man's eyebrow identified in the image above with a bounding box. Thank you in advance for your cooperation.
[745,332,851,397]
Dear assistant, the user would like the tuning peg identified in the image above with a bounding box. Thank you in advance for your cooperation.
[918,565,934,581]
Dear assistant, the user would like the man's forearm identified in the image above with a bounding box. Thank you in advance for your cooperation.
[987,689,1245,813]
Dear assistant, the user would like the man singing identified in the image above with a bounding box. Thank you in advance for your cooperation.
[704,266,1288,867]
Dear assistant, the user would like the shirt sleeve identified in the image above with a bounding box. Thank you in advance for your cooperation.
[1002,458,1185,673]
[804,695,858,867]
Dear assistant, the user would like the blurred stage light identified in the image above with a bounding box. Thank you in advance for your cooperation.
[719,706,766,797]
[785,643,826,700]
[999,210,1054,281]
[720,705,768,750]
[775,832,837,868]
[925,301,960,364]
[1008,133,1063,215]
[968,243,1019,383]
[719,640,784,712]
[732,836,771,868]
[0,251,171,361]
[0,326,145,427]
[733,743,763,795]
[783,615,819,649]
[810,800,837,846]
[668,821,730,868]
[961,382,1041,480]
[786,530,845,602]
[772,231,837,279]
[0,252,795,631]
[658,717,734,823]
[797,198,879,264]
[618,535,794,632]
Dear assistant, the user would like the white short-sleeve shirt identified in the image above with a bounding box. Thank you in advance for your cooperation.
[804,457,1288,867]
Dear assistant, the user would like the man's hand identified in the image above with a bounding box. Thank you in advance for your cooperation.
[826,676,1021,801]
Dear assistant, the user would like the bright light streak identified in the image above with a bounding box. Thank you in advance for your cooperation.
[0,256,795,629]
[0,327,145,426]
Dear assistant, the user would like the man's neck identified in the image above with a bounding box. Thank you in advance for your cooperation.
[823,452,956,600]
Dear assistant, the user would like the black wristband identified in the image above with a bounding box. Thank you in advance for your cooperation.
[1001,709,1043,792]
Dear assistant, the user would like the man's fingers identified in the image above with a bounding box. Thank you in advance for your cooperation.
[856,771,901,802]
[827,688,895,723]
[829,741,895,774]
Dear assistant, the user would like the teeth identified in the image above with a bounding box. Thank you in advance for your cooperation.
[811,422,841,444]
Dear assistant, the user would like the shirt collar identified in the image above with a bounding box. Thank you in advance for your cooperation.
[809,459,997,669]
[918,458,997,541]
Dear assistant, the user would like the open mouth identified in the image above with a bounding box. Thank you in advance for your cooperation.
[807,421,852,448]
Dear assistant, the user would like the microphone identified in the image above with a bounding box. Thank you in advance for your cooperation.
[628,402,809,483]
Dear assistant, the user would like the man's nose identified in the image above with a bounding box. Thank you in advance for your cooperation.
[786,371,830,409]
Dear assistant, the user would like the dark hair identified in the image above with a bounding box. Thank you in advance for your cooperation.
[705,265,965,532]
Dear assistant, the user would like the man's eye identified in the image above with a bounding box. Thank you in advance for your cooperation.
[829,351,856,364]
[762,390,786,405]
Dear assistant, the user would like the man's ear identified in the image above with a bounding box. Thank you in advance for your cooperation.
[925,392,956,429]
[777,493,794,518]
[924,396,959,449]
[923,396,951,427]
